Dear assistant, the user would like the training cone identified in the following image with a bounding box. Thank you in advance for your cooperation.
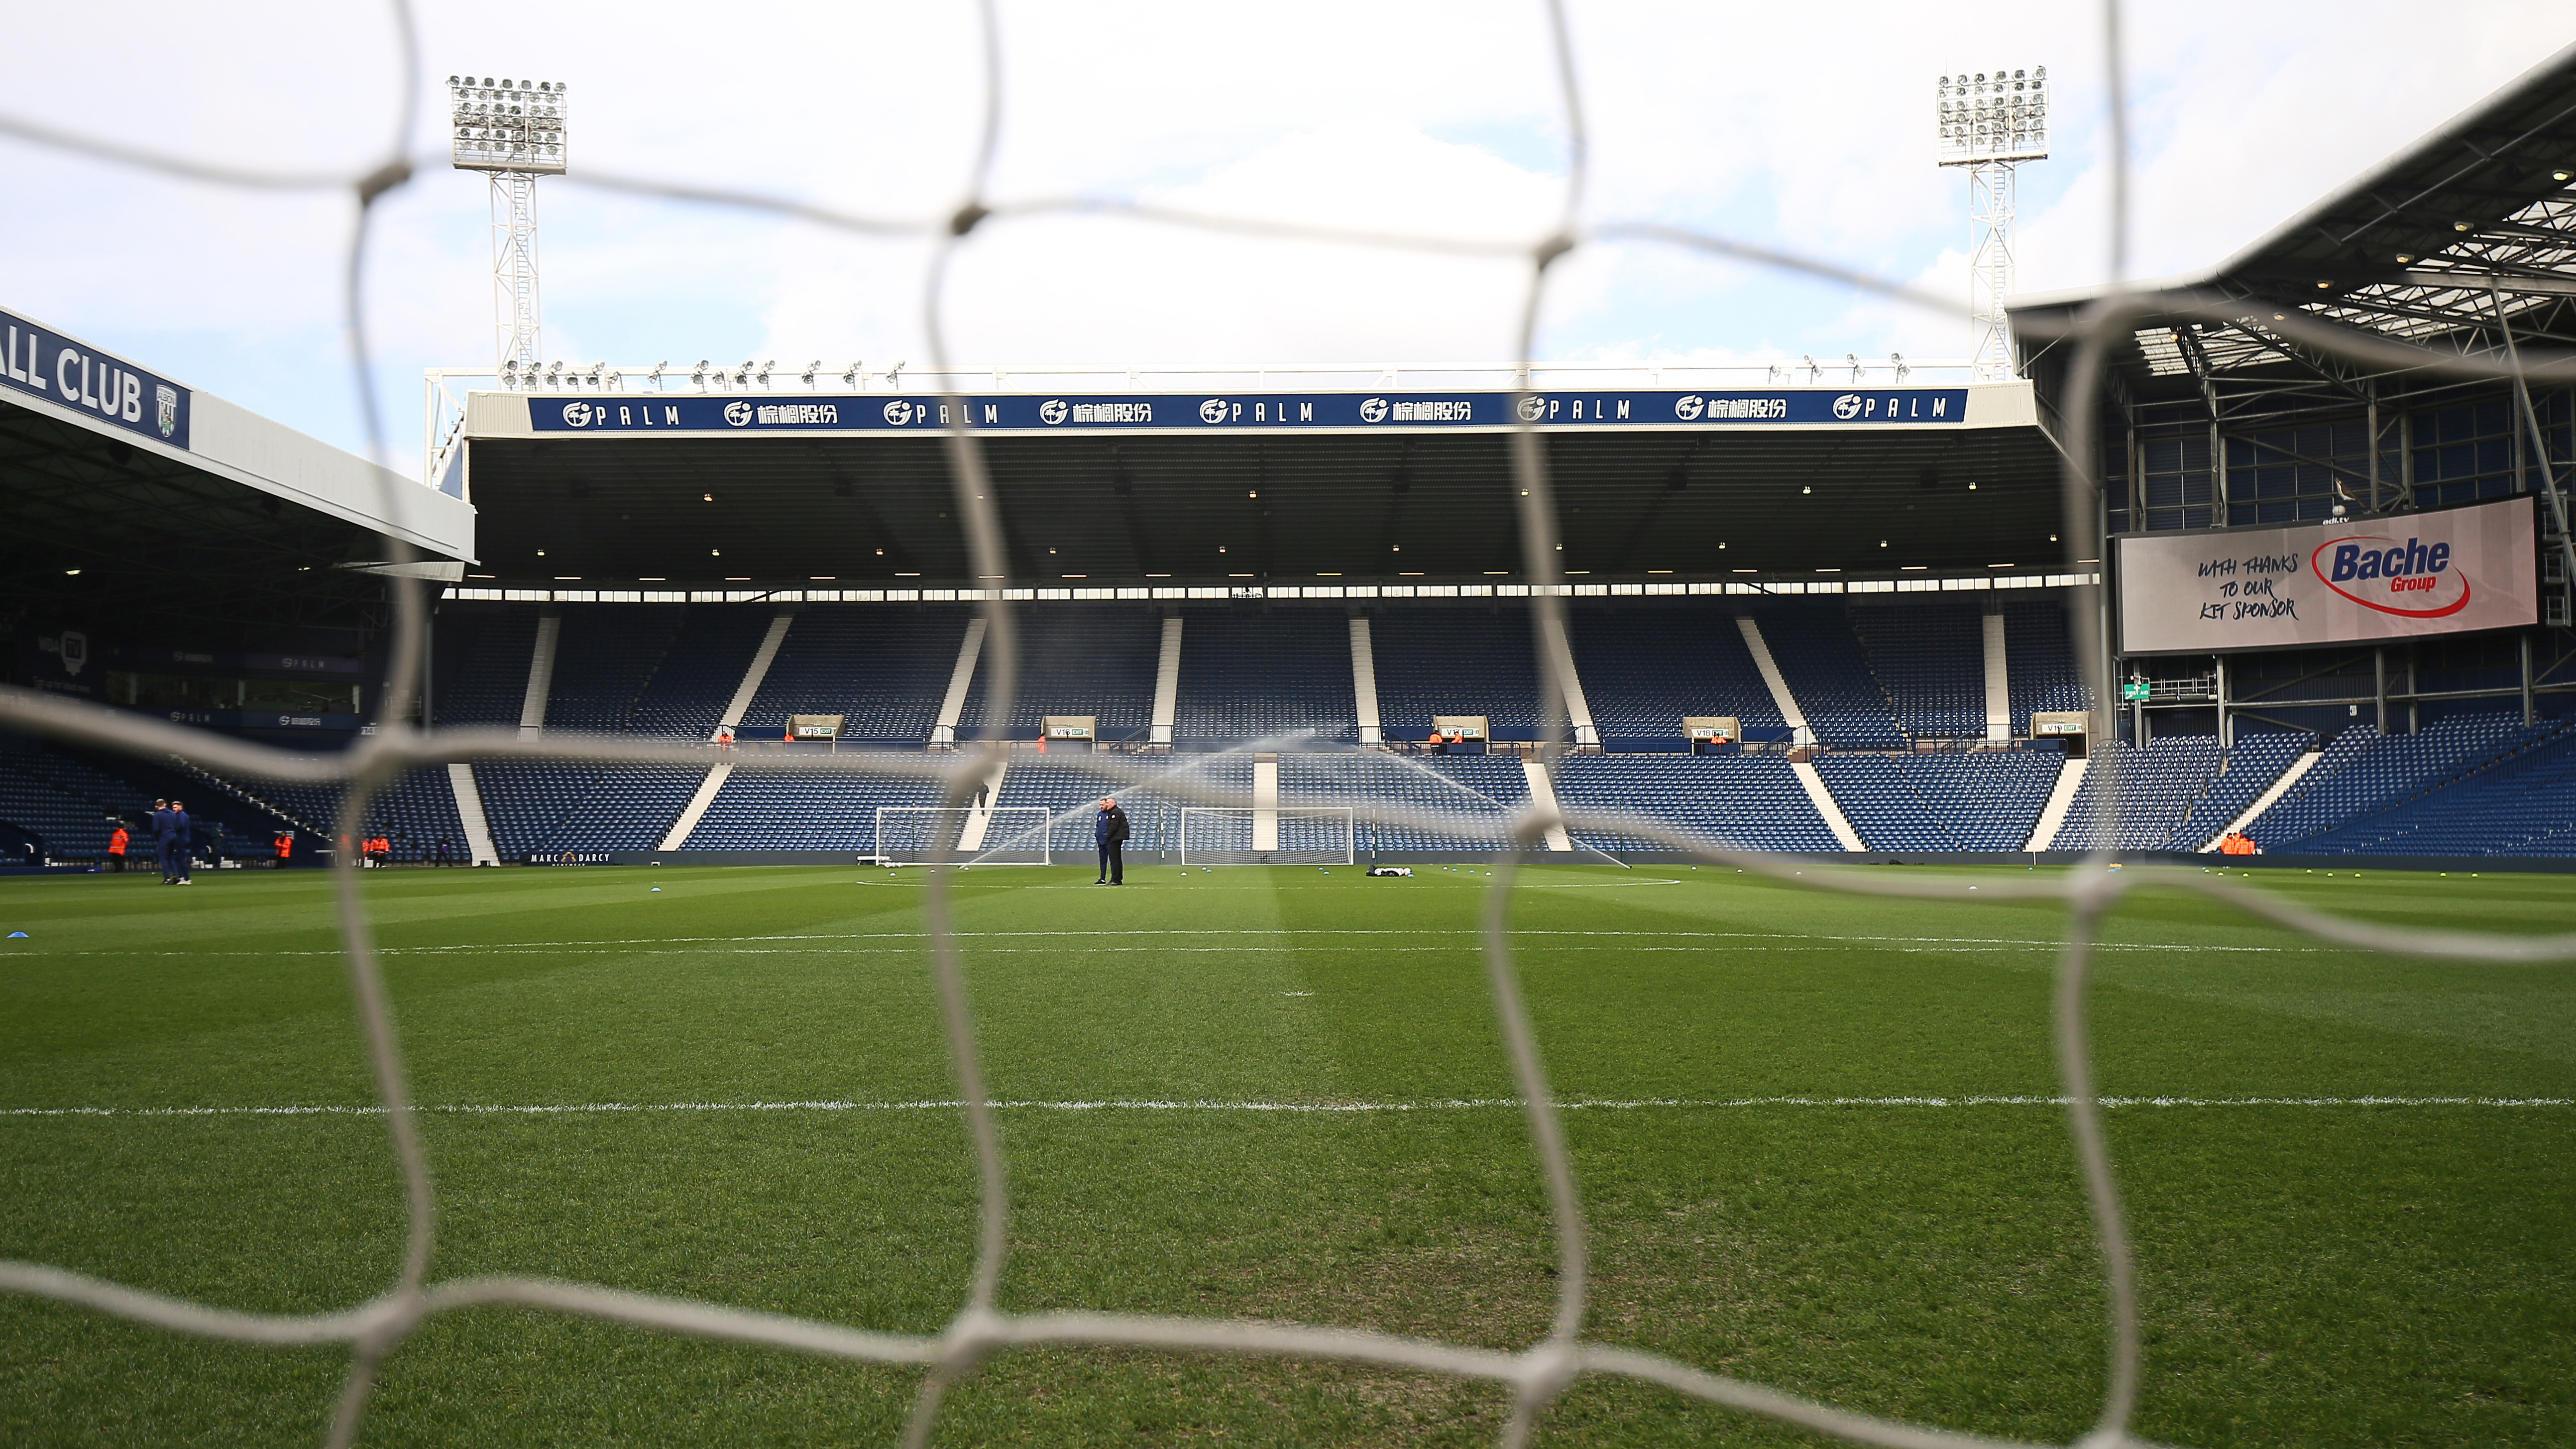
[651,887,662,892]
[6,931,25,938]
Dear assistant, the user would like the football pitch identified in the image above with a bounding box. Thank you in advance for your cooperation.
[1,861,2571,1447]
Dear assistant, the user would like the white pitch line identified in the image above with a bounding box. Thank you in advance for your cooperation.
[4,1096,2566,1119]
[29,928,2312,957]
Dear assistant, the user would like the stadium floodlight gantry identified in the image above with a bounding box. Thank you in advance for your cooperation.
[448,74,569,381]
[1935,65,2049,382]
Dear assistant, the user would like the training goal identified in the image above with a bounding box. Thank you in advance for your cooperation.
[875,806,1053,866]
[1179,806,1355,866]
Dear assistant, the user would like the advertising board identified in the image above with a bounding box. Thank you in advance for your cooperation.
[2116,497,2538,654]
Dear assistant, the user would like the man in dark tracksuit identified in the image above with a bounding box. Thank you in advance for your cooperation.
[150,800,176,883]
[1094,797,1129,885]
[166,800,194,885]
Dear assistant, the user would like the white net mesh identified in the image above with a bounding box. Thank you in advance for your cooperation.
[3,6,2576,1449]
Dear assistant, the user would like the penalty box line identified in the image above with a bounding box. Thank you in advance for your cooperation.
[6,1096,2569,1119]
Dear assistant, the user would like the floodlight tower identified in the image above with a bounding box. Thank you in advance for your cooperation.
[448,74,569,383]
[1934,66,2048,381]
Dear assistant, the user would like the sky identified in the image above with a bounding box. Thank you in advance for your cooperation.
[5,1,2575,469]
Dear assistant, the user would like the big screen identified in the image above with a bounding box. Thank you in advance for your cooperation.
[2117,496,2539,654]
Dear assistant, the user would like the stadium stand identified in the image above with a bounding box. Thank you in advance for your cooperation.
[2301,728,2576,856]
[1552,754,1842,853]
[434,607,539,727]
[2166,731,2308,850]
[1369,610,1543,739]
[1003,755,1255,856]
[1569,604,1788,747]
[242,768,470,862]
[1748,603,1906,749]
[1282,751,1524,852]
[1173,609,1357,744]
[626,607,780,741]
[736,605,972,743]
[541,606,688,733]
[2050,736,2227,851]
[0,740,266,861]
[1848,601,1988,741]
[460,605,695,858]
[957,607,1161,742]
[2003,600,2087,733]
[1814,750,2063,852]
[686,762,952,853]
[2246,710,2576,850]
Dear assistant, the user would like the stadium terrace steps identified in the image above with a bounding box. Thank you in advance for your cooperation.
[1789,761,1867,851]
[653,611,795,853]
[2003,600,2087,733]
[1814,751,2062,852]
[2023,758,2086,851]
[626,607,782,741]
[934,617,987,742]
[1733,617,1809,738]
[2050,738,2229,851]
[1151,616,1183,745]
[738,606,970,743]
[1850,601,1987,742]
[518,613,560,736]
[956,759,1009,852]
[1570,605,1783,745]
[723,613,795,735]
[2200,746,2321,851]
[1348,617,1382,745]
[2168,733,2308,851]
[1751,606,1906,749]
[1550,754,1840,854]
[1983,613,2012,742]
[1519,757,1574,851]
[448,763,501,865]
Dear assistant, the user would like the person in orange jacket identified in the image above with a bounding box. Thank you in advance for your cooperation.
[105,822,130,872]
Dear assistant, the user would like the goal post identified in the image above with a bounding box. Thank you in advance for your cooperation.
[876,806,1052,866]
[1179,807,1355,866]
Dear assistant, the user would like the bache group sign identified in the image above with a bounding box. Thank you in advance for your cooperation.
[2116,496,2539,655]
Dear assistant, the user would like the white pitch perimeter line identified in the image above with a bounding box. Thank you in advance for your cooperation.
[34,929,2315,957]
[5,1096,2567,1119]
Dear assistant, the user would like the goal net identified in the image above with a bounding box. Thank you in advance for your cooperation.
[875,806,1052,866]
[1179,806,1355,866]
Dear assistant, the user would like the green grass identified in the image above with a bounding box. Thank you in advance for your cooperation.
[1,860,2572,1447]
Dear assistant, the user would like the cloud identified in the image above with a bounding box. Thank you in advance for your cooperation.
[3,0,2573,462]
